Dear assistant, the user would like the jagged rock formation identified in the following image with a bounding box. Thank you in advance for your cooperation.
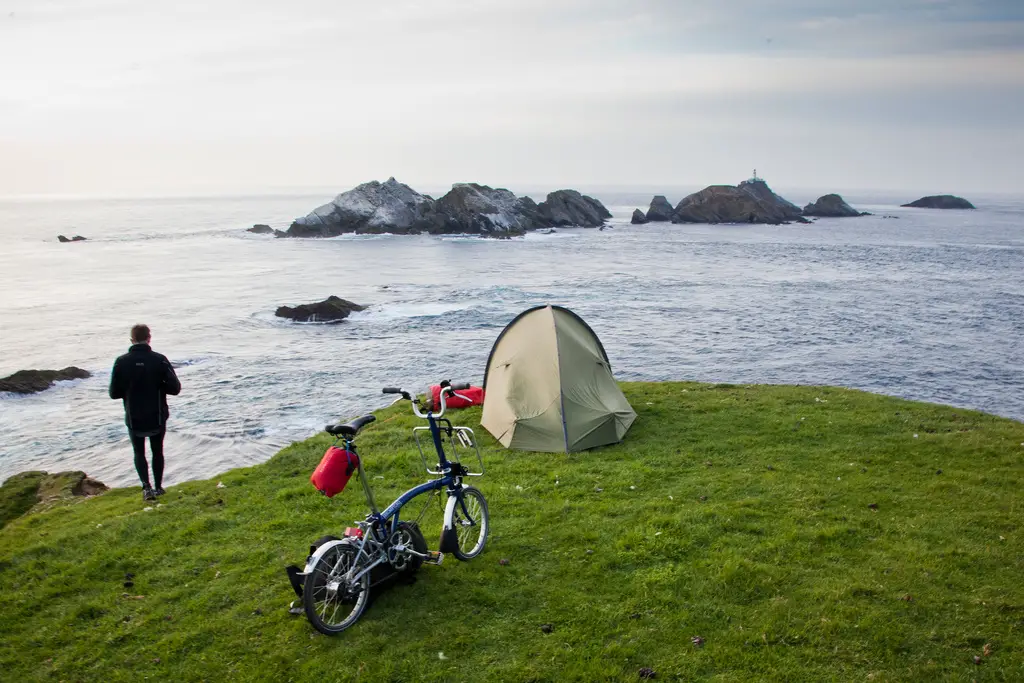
[537,189,611,227]
[671,179,803,225]
[901,195,975,209]
[248,224,274,234]
[279,178,611,237]
[274,296,366,323]
[57,235,86,243]
[434,183,547,234]
[631,209,648,224]
[645,196,674,222]
[0,367,91,394]
[803,194,866,217]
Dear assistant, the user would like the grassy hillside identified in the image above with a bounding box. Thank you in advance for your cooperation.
[1,382,1022,681]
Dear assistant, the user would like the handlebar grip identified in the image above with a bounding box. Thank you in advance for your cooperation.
[450,382,471,391]
[382,387,401,394]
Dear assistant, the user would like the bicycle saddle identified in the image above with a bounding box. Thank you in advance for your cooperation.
[325,414,376,437]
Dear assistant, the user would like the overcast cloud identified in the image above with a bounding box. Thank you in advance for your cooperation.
[1,0,1022,195]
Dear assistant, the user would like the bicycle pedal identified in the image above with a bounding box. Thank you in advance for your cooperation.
[424,551,444,566]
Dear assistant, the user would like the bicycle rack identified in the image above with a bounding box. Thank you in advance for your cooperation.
[413,425,485,477]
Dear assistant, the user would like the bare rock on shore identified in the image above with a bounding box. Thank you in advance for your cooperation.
[0,367,91,394]
[631,209,649,224]
[537,189,611,227]
[1,470,108,528]
[645,195,674,222]
[275,296,366,323]
[248,224,274,234]
[901,195,975,209]
[57,235,87,243]
[803,194,866,217]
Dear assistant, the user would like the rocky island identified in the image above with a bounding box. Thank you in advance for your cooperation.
[276,178,611,238]
[631,180,869,224]
[0,367,91,394]
[275,296,366,323]
[901,195,975,209]
[803,194,868,217]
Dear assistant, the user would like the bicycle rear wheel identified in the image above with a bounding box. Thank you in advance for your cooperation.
[447,486,489,561]
[303,541,369,635]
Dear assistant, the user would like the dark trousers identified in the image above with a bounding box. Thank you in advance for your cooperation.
[130,429,165,489]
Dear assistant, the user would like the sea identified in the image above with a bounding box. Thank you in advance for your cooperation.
[1,188,1022,487]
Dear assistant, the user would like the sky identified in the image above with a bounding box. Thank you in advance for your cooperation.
[1,0,1022,196]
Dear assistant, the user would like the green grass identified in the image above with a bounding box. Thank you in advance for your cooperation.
[1,382,1022,681]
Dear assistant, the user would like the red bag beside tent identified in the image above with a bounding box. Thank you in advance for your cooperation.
[430,385,485,410]
[310,446,360,497]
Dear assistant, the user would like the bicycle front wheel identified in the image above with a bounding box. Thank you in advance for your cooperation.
[447,486,489,561]
[303,541,370,635]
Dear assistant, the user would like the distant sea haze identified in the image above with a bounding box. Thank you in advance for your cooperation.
[0,189,1021,487]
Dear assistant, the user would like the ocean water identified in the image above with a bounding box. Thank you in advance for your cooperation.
[1,189,1022,487]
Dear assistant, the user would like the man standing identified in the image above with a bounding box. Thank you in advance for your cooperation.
[109,324,181,501]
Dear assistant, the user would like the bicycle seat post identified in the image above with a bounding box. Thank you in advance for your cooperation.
[350,438,379,516]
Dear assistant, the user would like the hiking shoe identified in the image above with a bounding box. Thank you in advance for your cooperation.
[154,487,166,497]
[143,486,156,501]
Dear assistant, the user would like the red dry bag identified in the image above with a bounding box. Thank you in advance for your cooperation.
[310,446,360,497]
[429,385,485,410]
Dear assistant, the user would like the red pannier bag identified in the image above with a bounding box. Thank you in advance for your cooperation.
[310,446,360,497]
[429,385,485,410]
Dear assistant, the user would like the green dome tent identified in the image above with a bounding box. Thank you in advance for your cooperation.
[481,305,636,452]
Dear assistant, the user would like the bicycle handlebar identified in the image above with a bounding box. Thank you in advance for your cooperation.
[382,381,468,419]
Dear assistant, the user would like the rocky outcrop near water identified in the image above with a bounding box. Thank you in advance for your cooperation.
[0,367,91,394]
[645,196,675,222]
[537,189,611,227]
[57,235,87,243]
[672,179,803,225]
[803,194,867,217]
[901,195,975,209]
[0,470,108,529]
[433,183,547,235]
[631,209,648,224]
[275,296,366,323]
[279,178,611,237]
[248,224,274,234]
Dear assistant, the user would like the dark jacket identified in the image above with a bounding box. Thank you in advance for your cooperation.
[109,343,181,434]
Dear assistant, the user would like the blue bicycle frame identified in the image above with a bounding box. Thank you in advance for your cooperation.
[346,408,462,538]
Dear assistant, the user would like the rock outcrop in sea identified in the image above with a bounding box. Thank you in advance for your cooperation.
[672,179,803,225]
[901,195,975,209]
[631,209,648,224]
[645,196,674,222]
[279,178,610,238]
[248,224,274,234]
[0,367,91,394]
[275,296,366,323]
[803,194,867,217]
[57,235,87,243]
